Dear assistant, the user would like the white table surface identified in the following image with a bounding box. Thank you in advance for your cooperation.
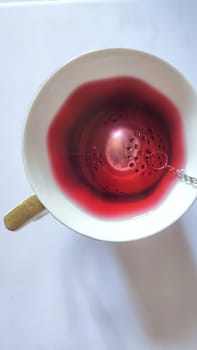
[1,1,197,349]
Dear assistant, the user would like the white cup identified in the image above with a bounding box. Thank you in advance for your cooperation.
[4,48,197,241]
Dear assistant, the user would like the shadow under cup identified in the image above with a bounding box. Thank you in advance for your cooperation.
[23,49,197,241]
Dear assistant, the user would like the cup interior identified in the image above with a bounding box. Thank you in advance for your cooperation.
[23,49,197,241]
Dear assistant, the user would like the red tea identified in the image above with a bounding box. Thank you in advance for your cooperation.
[47,76,185,218]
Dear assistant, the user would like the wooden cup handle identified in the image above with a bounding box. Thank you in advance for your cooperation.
[4,195,46,231]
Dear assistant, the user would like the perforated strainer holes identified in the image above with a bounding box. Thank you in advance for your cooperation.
[134,144,139,150]
[146,129,168,151]
[100,185,125,195]
[146,149,152,154]
[138,128,145,135]
[135,131,141,137]
[134,156,138,162]
[135,168,139,173]
[129,162,135,168]
[98,153,103,164]
[112,113,120,122]
[151,134,166,152]
[83,151,90,163]
[103,110,124,124]
[112,188,126,196]
[139,164,146,176]
[101,185,113,193]
[88,152,104,172]
[149,152,168,170]
[156,135,168,154]
[145,150,152,163]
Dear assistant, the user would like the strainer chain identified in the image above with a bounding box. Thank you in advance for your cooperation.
[168,166,197,185]
[147,151,197,186]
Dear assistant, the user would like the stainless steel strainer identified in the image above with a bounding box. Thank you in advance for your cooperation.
[76,106,171,195]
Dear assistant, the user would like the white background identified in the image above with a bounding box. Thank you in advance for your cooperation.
[1,1,197,349]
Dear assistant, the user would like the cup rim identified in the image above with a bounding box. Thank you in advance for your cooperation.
[23,48,197,241]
